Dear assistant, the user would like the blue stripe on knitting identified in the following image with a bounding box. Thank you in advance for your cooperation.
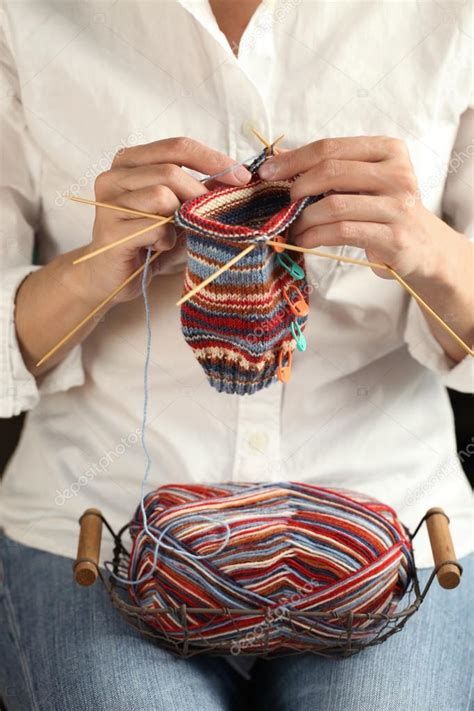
[201,358,276,382]
[187,243,273,285]
[176,193,322,242]
[215,189,291,227]
[208,372,275,395]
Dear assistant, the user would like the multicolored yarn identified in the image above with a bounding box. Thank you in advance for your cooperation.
[175,150,322,395]
[127,482,414,654]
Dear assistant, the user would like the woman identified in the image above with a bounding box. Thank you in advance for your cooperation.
[0,1,472,709]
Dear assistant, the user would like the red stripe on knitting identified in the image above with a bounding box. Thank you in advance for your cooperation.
[179,178,307,239]
[182,305,292,334]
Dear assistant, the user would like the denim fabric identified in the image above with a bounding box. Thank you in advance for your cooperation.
[0,533,472,711]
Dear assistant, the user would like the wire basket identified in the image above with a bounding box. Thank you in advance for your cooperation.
[73,507,462,659]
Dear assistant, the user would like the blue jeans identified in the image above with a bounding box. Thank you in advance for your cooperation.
[0,533,472,711]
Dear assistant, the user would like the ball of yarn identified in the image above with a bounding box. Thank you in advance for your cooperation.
[127,482,414,654]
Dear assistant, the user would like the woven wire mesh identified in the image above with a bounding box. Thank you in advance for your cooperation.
[82,514,453,659]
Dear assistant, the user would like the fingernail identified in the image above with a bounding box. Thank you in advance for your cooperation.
[233,165,252,183]
[259,160,278,179]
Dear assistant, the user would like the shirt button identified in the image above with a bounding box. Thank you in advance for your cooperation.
[248,431,269,453]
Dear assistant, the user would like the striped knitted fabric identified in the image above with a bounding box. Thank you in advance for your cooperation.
[128,482,414,655]
[175,151,321,395]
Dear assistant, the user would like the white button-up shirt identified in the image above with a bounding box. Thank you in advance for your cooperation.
[0,0,473,568]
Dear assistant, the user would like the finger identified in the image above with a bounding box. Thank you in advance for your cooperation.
[97,164,209,203]
[111,136,251,185]
[101,185,180,221]
[291,194,402,237]
[295,221,395,259]
[258,136,408,180]
[290,160,413,201]
[94,217,176,255]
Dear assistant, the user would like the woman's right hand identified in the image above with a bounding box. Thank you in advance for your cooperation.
[73,137,252,305]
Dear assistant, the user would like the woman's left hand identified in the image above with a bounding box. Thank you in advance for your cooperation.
[258,136,457,282]
[257,136,474,362]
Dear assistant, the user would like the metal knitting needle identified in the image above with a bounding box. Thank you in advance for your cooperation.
[35,251,161,368]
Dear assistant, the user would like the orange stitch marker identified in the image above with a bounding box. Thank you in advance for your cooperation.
[277,348,293,383]
[271,227,288,253]
[283,284,309,317]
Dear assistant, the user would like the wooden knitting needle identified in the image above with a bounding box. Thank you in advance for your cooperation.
[266,240,387,271]
[251,127,272,148]
[176,130,286,307]
[386,267,474,357]
[250,128,285,153]
[72,216,173,264]
[268,241,473,356]
[176,244,256,306]
[69,195,170,220]
[176,238,386,307]
[35,251,161,368]
[70,128,279,268]
[37,132,276,366]
[178,235,473,357]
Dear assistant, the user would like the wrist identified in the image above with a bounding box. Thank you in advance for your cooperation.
[406,224,473,327]
[408,216,467,293]
[53,246,115,312]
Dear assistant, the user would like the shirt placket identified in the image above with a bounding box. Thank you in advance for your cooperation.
[225,2,282,483]
[176,0,282,484]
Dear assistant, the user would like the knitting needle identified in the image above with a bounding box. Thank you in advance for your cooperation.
[176,244,256,306]
[176,130,285,307]
[68,143,270,264]
[268,241,473,356]
[70,128,278,269]
[38,130,278,359]
[175,236,386,307]
[72,217,173,264]
[69,195,169,220]
[250,127,271,148]
[386,267,474,357]
[265,240,387,271]
[35,251,161,368]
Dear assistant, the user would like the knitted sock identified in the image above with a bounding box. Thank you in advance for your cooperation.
[175,150,321,395]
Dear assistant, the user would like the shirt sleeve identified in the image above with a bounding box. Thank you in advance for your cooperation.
[404,99,473,394]
[0,9,85,418]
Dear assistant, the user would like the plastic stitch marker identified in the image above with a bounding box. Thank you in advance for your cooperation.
[277,348,293,383]
[271,227,288,253]
[272,234,286,253]
[291,321,307,352]
[283,284,309,317]
[276,253,305,280]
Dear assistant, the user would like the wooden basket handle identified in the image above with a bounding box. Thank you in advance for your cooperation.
[73,508,103,586]
[426,507,461,589]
